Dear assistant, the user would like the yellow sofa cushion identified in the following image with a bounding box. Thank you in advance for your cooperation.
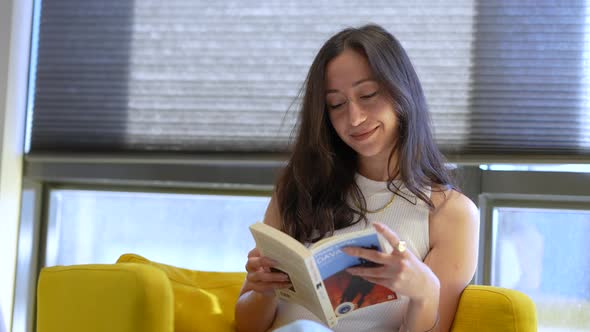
[117,253,246,332]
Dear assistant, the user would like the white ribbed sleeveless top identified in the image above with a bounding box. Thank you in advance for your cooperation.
[269,173,432,332]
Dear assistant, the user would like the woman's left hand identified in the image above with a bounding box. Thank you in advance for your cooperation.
[342,222,440,300]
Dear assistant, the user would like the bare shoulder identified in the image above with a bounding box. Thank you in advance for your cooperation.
[429,188,479,244]
[430,187,478,222]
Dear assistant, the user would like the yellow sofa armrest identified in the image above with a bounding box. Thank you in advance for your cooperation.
[37,263,174,332]
[452,285,537,332]
[117,253,246,332]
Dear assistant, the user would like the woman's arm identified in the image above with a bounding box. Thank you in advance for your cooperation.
[235,195,289,332]
[405,190,479,332]
[343,190,478,332]
[235,283,280,332]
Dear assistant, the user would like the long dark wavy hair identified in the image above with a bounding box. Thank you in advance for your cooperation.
[276,24,456,243]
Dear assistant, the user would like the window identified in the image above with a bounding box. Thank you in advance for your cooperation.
[45,189,271,272]
[492,207,590,331]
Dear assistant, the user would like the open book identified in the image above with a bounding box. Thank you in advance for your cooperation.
[249,222,397,327]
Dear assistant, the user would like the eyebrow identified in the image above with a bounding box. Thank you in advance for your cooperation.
[326,78,376,94]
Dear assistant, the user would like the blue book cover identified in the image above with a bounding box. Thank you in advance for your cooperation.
[312,232,398,316]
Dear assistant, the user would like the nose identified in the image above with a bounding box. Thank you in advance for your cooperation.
[348,101,367,127]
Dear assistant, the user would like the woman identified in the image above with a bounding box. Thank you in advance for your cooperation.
[235,24,479,332]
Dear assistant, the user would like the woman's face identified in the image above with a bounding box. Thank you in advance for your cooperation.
[325,48,399,161]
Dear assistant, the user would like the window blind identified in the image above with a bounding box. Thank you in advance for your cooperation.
[467,0,589,155]
[29,0,590,158]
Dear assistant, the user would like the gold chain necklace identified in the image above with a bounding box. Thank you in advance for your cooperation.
[355,193,396,214]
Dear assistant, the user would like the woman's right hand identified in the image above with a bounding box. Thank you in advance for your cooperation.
[244,248,292,297]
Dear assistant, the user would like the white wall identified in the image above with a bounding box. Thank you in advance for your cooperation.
[0,0,32,330]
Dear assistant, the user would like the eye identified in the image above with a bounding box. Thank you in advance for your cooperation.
[328,101,346,110]
[326,98,347,110]
[360,91,378,99]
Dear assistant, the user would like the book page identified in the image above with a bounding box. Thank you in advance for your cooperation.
[249,223,330,324]
[311,231,397,317]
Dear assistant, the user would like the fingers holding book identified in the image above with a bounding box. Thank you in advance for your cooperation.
[342,223,438,299]
[244,247,293,296]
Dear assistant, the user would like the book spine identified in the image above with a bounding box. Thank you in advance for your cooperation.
[305,256,338,327]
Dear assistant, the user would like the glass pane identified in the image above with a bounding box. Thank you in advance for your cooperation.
[46,190,270,272]
[0,305,6,332]
[493,207,590,332]
[480,164,590,173]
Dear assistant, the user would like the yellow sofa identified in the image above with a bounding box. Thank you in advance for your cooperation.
[36,254,537,332]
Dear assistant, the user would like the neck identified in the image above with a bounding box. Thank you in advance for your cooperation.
[357,151,399,182]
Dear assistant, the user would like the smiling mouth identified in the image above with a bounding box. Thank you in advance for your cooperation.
[351,126,379,141]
